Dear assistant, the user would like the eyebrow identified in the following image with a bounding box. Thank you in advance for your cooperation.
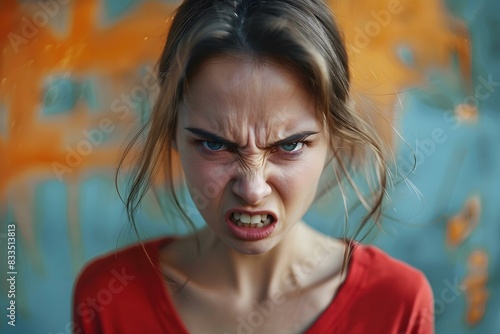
[185,127,319,148]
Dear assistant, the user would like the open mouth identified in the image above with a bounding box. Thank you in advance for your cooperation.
[230,212,275,228]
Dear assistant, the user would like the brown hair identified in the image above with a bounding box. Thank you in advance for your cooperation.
[118,0,388,245]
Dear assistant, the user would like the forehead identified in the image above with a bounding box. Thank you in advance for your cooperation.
[179,56,320,138]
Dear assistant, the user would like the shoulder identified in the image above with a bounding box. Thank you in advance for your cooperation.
[74,238,162,292]
[351,244,433,304]
[354,244,430,291]
[72,237,172,331]
[347,244,435,332]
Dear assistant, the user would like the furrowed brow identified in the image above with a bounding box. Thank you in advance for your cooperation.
[185,128,319,149]
[185,128,237,146]
[269,131,319,147]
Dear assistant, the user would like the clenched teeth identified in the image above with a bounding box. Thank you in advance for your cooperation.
[232,212,273,228]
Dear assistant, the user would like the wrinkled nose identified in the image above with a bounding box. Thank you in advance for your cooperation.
[232,171,272,205]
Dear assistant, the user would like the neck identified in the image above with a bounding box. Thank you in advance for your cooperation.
[185,222,340,302]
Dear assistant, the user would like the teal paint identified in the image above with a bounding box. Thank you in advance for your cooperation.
[103,0,141,19]
[41,77,78,116]
[396,44,415,68]
[32,179,73,333]
[41,77,103,116]
[81,79,100,112]
[372,66,500,334]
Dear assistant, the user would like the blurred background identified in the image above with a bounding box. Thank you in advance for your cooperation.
[0,0,499,333]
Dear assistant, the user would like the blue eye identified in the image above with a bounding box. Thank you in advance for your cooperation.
[280,142,304,152]
[201,141,226,151]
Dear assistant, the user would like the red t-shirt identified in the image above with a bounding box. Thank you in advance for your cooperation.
[73,237,434,333]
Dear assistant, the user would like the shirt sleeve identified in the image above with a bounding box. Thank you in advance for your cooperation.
[403,271,435,334]
[72,262,106,334]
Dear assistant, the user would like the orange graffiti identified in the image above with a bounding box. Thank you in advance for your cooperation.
[454,103,479,123]
[463,250,489,325]
[328,0,471,145]
[446,196,481,248]
[0,1,177,272]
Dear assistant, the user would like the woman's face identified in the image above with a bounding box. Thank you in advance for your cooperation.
[176,56,330,255]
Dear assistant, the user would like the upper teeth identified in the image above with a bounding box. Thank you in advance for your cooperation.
[232,212,272,227]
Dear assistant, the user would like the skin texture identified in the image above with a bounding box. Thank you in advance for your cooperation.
[160,56,346,333]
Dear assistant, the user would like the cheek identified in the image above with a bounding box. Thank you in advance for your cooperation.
[182,159,231,210]
[270,162,321,198]
[272,160,324,203]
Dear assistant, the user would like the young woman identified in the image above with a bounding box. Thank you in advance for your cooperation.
[73,0,434,333]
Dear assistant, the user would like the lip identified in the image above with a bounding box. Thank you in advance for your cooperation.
[225,209,278,241]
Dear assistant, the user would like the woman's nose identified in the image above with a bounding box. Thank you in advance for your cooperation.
[232,171,272,205]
